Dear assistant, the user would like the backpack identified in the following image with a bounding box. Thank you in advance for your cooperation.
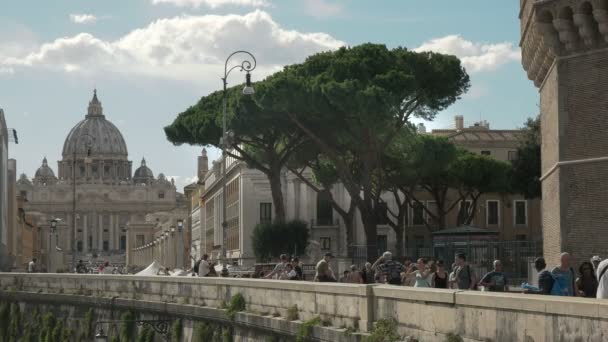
[387,262,402,284]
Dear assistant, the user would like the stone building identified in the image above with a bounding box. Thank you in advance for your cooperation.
[17,90,186,270]
[0,110,9,270]
[520,0,608,264]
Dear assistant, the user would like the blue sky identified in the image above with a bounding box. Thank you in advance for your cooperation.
[0,0,538,190]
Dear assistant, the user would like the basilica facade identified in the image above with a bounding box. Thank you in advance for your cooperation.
[16,91,186,270]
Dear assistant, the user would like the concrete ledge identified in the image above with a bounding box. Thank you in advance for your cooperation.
[373,285,456,304]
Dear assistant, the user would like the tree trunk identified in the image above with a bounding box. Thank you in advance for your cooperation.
[361,210,379,262]
[394,227,404,260]
[268,168,286,224]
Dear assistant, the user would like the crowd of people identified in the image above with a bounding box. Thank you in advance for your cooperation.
[311,251,608,299]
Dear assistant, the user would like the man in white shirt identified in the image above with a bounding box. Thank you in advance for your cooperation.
[596,258,608,299]
[27,258,37,273]
[265,254,288,279]
[198,254,210,277]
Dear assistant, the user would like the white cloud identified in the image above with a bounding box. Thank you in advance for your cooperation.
[70,14,98,24]
[303,0,344,18]
[151,0,268,8]
[414,35,520,73]
[1,10,344,83]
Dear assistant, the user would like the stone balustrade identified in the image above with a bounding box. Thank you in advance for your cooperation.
[1,273,607,341]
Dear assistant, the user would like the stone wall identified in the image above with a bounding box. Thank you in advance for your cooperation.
[0,274,607,341]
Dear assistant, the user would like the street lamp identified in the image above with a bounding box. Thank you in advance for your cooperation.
[176,219,184,269]
[48,219,58,272]
[220,51,257,277]
[71,133,96,271]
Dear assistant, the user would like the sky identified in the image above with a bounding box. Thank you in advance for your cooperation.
[0,0,538,191]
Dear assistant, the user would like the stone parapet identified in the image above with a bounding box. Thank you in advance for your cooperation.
[1,274,607,341]
[521,0,608,87]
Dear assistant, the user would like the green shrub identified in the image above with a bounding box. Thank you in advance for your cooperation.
[286,305,299,321]
[193,322,214,342]
[446,333,464,342]
[365,318,400,342]
[296,316,321,342]
[120,311,137,341]
[171,318,183,341]
[252,220,310,261]
[226,294,246,320]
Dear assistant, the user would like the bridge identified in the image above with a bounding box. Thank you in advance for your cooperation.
[0,274,605,341]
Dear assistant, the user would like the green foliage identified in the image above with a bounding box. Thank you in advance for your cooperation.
[193,322,214,342]
[226,293,246,320]
[83,308,94,339]
[365,318,400,342]
[51,319,64,342]
[120,311,137,341]
[252,220,310,261]
[0,302,9,341]
[222,326,232,342]
[511,115,541,199]
[111,336,120,342]
[446,333,464,342]
[9,302,22,340]
[171,318,183,342]
[40,312,57,342]
[286,305,299,321]
[296,316,321,342]
[138,325,156,342]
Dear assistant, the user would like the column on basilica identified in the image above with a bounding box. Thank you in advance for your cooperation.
[98,214,103,252]
[109,214,114,251]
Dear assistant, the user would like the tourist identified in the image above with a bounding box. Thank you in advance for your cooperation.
[280,264,298,280]
[346,265,364,284]
[401,257,416,286]
[524,257,553,295]
[551,252,576,296]
[373,251,406,285]
[575,261,598,298]
[101,261,114,274]
[198,254,210,277]
[76,260,87,274]
[340,270,350,283]
[596,257,608,299]
[27,258,37,273]
[432,260,448,289]
[292,257,303,280]
[265,254,289,279]
[453,253,476,290]
[362,262,375,284]
[405,258,432,288]
[591,256,602,273]
[314,253,336,282]
[479,260,508,292]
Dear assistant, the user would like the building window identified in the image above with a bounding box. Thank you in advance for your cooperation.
[316,192,334,225]
[103,229,108,233]
[481,150,491,156]
[320,237,331,250]
[486,200,499,226]
[20,190,27,200]
[77,241,83,252]
[515,234,527,241]
[376,202,388,225]
[377,235,388,254]
[260,203,272,224]
[158,192,165,199]
[508,150,518,161]
[426,200,438,227]
[458,200,473,225]
[103,241,109,251]
[514,200,527,226]
[120,236,127,250]
[412,202,425,226]
[88,236,93,249]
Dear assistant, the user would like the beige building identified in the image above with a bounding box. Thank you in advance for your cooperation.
[17,90,186,271]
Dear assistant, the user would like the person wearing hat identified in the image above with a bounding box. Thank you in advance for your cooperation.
[314,253,336,282]
[591,256,602,273]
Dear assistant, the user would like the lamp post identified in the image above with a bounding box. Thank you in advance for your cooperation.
[177,219,183,269]
[48,219,57,272]
[220,51,257,277]
[71,133,95,272]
